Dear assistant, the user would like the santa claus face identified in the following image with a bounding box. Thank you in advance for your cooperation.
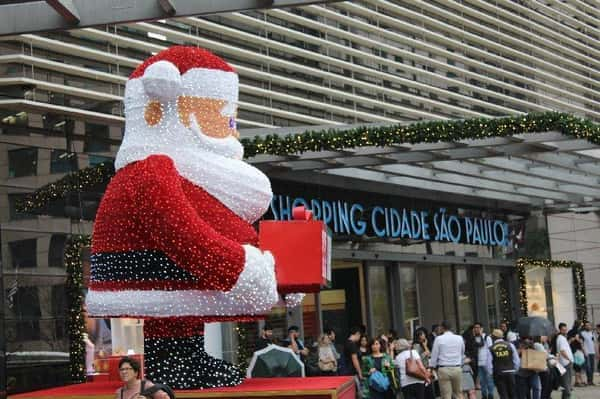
[143,95,244,160]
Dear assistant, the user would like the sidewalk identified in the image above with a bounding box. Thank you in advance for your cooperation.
[474,373,600,398]
[549,372,599,399]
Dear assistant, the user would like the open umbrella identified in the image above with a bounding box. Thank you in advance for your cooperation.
[246,345,305,378]
[516,316,555,337]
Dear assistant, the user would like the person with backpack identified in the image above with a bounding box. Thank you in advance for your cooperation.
[486,329,520,399]
[116,356,172,399]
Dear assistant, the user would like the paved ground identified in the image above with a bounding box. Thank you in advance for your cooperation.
[550,372,599,399]
[472,373,600,398]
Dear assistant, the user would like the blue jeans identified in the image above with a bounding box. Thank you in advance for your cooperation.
[585,354,595,384]
[478,366,495,396]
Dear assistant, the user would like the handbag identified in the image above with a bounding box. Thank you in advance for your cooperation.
[318,359,337,372]
[521,349,547,372]
[369,370,390,392]
[405,350,431,382]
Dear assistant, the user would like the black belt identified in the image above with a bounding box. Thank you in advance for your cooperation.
[438,365,461,368]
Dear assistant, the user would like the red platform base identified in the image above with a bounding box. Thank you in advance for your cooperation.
[9,377,355,399]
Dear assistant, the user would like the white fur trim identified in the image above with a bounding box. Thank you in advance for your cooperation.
[126,67,237,106]
[141,61,182,102]
[85,245,279,318]
[181,68,238,103]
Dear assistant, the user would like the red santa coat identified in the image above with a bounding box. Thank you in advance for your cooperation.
[86,155,278,320]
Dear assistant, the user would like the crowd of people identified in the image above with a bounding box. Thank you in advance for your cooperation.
[255,320,600,399]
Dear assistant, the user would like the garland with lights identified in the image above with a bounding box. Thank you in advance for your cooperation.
[17,162,114,214]
[235,322,252,373]
[516,258,587,322]
[499,273,512,323]
[16,112,600,214]
[64,235,91,383]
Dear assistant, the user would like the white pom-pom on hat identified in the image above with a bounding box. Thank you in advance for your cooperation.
[141,60,182,102]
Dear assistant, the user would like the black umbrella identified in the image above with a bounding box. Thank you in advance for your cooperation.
[246,345,305,378]
[516,316,555,337]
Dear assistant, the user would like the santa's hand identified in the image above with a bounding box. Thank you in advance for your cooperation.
[229,245,278,313]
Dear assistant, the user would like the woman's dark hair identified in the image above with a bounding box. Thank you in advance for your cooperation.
[413,329,427,343]
[359,334,369,346]
[119,356,141,374]
[369,337,385,353]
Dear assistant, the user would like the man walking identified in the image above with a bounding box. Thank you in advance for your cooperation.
[487,329,519,399]
[581,321,595,385]
[339,326,363,398]
[556,322,574,398]
[473,323,495,399]
[430,320,465,399]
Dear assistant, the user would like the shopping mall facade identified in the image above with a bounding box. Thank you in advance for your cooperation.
[1,0,600,394]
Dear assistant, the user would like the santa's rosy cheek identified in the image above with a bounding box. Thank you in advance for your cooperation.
[144,101,163,126]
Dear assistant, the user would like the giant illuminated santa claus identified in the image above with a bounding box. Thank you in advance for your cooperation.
[85,46,280,388]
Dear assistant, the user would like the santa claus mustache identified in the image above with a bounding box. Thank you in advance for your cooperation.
[188,114,244,160]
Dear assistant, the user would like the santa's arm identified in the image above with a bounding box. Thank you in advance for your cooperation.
[135,155,260,291]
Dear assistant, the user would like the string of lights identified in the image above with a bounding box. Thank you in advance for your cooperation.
[514,258,587,322]
[64,235,91,383]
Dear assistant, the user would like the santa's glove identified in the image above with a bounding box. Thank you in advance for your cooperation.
[230,245,279,313]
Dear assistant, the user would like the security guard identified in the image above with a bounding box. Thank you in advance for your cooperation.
[486,329,520,399]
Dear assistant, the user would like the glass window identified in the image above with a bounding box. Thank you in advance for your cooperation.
[525,267,553,320]
[48,234,67,268]
[12,286,41,341]
[485,270,501,329]
[89,155,113,166]
[84,123,110,153]
[50,150,77,174]
[9,239,37,268]
[368,265,390,336]
[456,267,474,333]
[399,267,419,337]
[8,148,37,177]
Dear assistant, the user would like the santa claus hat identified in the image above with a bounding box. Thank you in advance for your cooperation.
[126,46,238,104]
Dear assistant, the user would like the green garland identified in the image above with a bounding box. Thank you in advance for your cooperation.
[499,273,512,323]
[235,322,252,373]
[16,112,600,214]
[17,162,114,214]
[65,235,92,383]
[516,258,587,322]
[241,111,600,157]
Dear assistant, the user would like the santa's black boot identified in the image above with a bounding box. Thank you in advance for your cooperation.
[144,318,243,389]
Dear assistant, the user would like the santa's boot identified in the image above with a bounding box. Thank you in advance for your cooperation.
[143,318,243,389]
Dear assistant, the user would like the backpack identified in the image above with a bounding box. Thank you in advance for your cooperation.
[368,370,390,392]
